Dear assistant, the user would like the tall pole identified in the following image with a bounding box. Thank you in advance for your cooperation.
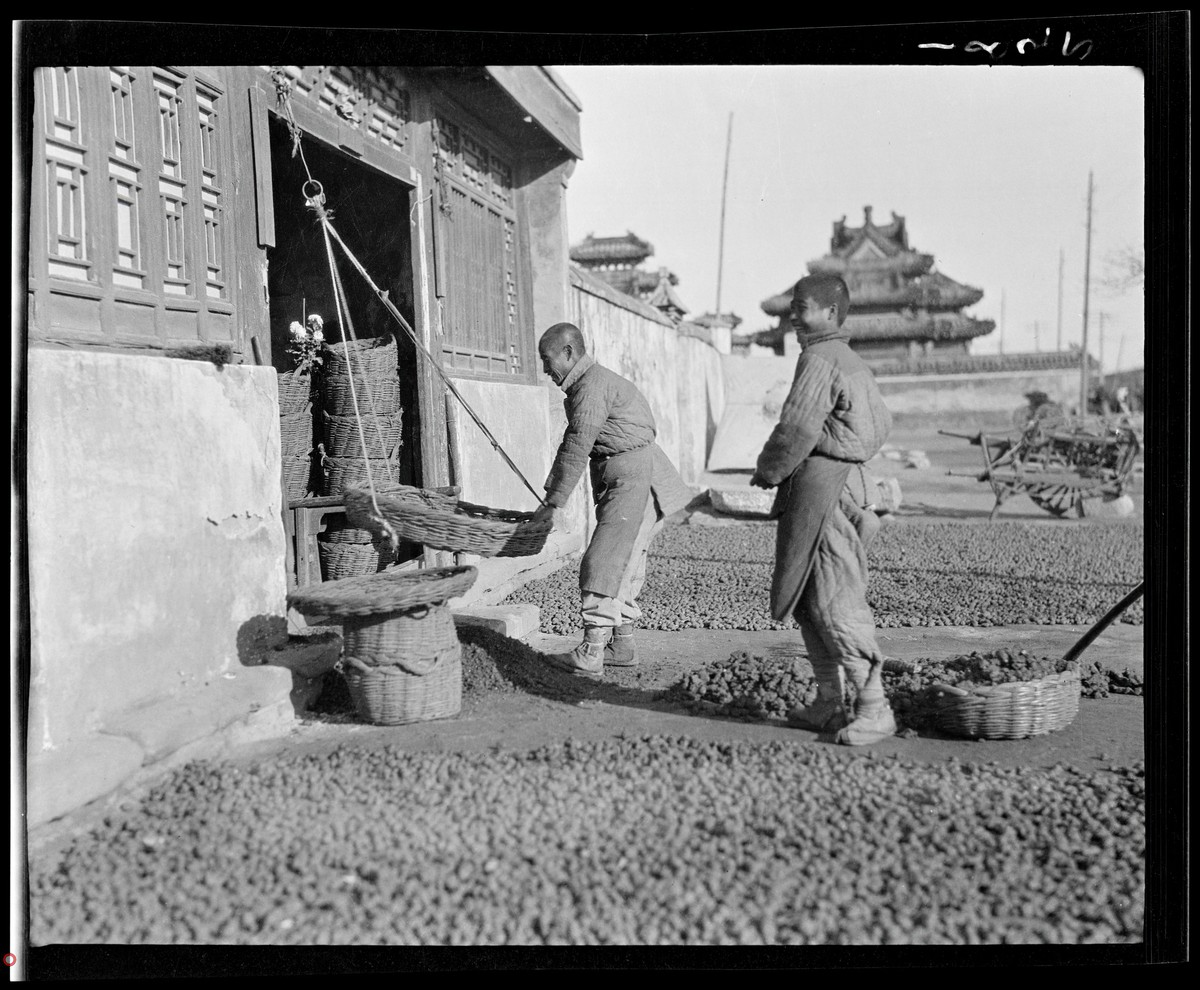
[1034,320,1040,352]
[999,289,1005,355]
[1056,247,1064,352]
[715,112,733,317]
[1116,333,1126,373]
[1080,170,1094,414]
[1098,312,1106,379]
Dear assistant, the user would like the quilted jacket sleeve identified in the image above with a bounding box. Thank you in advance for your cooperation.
[544,381,608,507]
[755,353,838,486]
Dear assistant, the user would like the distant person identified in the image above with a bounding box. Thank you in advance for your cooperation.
[532,322,693,677]
[750,274,896,746]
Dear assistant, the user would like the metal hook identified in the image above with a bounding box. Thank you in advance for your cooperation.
[302,179,326,207]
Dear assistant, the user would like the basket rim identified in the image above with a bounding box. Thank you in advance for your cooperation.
[932,668,1081,700]
[287,564,478,618]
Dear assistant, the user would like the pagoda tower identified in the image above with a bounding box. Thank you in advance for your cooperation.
[570,231,686,307]
[758,206,995,361]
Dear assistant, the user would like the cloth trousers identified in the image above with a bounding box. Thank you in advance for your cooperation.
[581,491,663,628]
[793,502,886,696]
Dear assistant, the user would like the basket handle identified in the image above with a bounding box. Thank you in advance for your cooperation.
[924,682,970,698]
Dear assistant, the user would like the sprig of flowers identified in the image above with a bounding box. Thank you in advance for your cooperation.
[286,314,326,374]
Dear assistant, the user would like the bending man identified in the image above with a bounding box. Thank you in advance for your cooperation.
[532,322,692,677]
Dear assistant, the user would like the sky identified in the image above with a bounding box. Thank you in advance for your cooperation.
[553,65,1145,372]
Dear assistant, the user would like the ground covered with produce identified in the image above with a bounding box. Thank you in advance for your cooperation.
[503,520,1144,633]
[29,736,1144,946]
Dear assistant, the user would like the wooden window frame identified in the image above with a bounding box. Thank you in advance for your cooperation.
[430,99,536,386]
[28,65,240,353]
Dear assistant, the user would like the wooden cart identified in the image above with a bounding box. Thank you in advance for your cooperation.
[941,417,1141,520]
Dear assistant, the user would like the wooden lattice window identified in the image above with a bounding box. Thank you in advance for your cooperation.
[434,114,524,377]
[29,66,237,348]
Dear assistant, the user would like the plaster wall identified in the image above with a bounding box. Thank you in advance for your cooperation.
[26,349,289,757]
[708,354,1084,470]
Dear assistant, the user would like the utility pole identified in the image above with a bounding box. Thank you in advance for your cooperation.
[1098,312,1107,379]
[1033,320,1040,352]
[715,112,733,317]
[1056,248,1064,352]
[1116,333,1126,373]
[1080,170,1094,414]
[999,289,1005,355]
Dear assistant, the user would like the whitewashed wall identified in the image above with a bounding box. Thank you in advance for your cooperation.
[567,267,723,488]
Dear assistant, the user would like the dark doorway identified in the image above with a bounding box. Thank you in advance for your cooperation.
[266,114,421,491]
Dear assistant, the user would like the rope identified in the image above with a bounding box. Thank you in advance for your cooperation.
[272,69,546,510]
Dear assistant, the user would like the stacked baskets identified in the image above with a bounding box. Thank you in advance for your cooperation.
[278,370,315,501]
[318,336,402,498]
[288,565,478,725]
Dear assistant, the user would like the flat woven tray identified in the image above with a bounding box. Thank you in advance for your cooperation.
[287,565,478,620]
[924,669,1081,740]
[343,486,552,558]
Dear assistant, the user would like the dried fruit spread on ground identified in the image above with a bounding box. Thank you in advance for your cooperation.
[504,520,1144,633]
[30,737,1144,946]
[666,650,1142,730]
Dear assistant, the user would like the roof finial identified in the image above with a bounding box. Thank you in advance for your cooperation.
[863,205,873,225]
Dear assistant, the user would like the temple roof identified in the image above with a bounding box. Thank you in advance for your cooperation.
[646,271,688,316]
[569,231,654,265]
[808,250,934,277]
[753,310,995,345]
[831,206,909,256]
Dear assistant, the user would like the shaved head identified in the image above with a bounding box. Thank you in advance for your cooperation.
[539,322,587,353]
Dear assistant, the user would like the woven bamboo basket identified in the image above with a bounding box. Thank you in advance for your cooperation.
[321,374,402,416]
[341,646,462,725]
[343,486,552,558]
[281,453,313,501]
[321,454,400,497]
[323,336,398,377]
[342,601,460,667]
[924,669,1081,740]
[321,410,403,459]
[277,370,313,415]
[280,410,314,457]
[287,565,478,619]
[318,538,399,582]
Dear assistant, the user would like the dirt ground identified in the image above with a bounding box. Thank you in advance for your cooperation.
[229,424,1146,774]
[28,424,1146,855]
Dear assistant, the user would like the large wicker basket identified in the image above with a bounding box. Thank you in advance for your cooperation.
[318,537,399,582]
[321,454,400,496]
[321,410,403,459]
[924,669,1082,740]
[343,486,552,558]
[321,374,402,416]
[341,646,462,725]
[323,336,398,377]
[280,410,314,457]
[281,453,313,501]
[277,370,313,415]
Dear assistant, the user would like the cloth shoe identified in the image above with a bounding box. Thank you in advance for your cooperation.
[786,684,848,732]
[835,700,897,746]
[545,627,609,677]
[604,623,639,667]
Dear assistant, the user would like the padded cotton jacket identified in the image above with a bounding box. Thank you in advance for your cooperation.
[755,325,892,488]
[544,354,658,507]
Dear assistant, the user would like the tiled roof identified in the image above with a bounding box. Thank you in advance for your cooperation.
[569,231,654,264]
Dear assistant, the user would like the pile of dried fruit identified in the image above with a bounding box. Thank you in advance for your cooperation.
[504,521,1144,633]
[665,650,1143,731]
[29,737,1145,945]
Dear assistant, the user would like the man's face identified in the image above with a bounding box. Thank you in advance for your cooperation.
[791,295,839,338]
[539,338,574,385]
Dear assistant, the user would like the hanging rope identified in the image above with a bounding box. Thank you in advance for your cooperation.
[272,70,547,510]
[317,213,547,508]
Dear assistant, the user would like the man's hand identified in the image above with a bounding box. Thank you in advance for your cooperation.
[749,471,773,490]
[531,503,561,527]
